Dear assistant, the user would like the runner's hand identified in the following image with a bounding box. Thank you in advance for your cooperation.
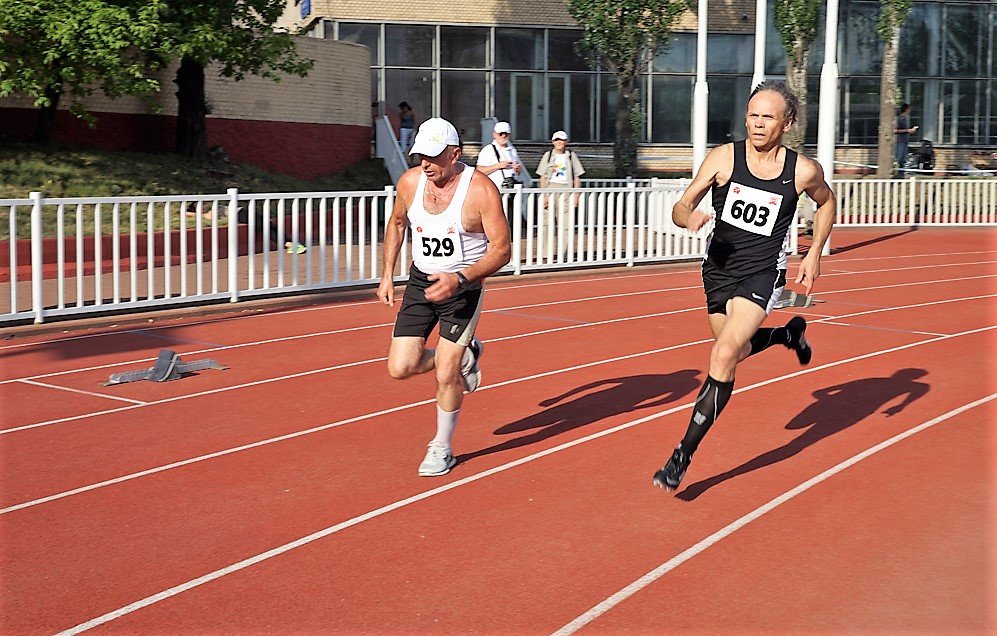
[376,277,395,307]
[425,272,459,302]
[686,209,712,232]
[795,254,821,295]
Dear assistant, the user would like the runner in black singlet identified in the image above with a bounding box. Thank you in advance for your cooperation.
[653,81,837,493]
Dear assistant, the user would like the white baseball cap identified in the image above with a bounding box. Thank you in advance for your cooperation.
[409,118,460,157]
[551,130,568,141]
[494,121,511,134]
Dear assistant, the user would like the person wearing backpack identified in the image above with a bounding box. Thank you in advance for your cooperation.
[476,121,530,227]
[536,130,586,260]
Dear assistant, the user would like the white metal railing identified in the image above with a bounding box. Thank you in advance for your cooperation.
[834,177,997,226]
[3,177,994,325]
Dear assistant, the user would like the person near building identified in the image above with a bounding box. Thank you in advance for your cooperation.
[536,130,586,260]
[377,118,511,476]
[894,103,918,175]
[475,121,530,226]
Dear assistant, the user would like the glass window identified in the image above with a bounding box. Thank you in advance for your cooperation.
[708,34,753,74]
[385,69,434,125]
[494,72,543,141]
[599,76,646,143]
[899,3,942,76]
[842,2,881,75]
[989,81,996,144]
[707,77,751,144]
[548,30,590,71]
[496,28,544,70]
[568,74,598,142]
[653,33,695,73]
[944,4,988,77]
[650,76,693,143]
[840,77,880,144]
[440,71,486,142]
[338,23,380,65]
[441,27,488,68]
[385,25,434,67]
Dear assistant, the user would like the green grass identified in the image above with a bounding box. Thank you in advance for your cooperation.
[0,143,391,239]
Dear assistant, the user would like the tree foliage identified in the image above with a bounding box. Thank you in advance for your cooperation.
[875,0,913,177]
[0,0,165,142]
[568,0,686,177]
[158,0,314,159]
[772,0,821,152]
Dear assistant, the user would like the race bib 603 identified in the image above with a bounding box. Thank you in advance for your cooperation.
[720,182,783,237]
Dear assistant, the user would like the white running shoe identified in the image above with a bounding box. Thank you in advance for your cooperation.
[460,338,483,393]
[418,441,457,476]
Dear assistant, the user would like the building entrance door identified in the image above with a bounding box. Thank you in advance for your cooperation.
[547,74,570,137]
[511,73,543,141]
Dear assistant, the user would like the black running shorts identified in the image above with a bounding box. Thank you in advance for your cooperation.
[702,262,786,315]
[393,265,484,345]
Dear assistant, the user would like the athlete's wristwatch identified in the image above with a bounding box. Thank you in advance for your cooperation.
[455,271,469,291]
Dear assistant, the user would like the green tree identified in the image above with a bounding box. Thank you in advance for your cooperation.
[0,0,164,144]
[875,0,913,177]
[159,1,313,159]
[772,0,821,152]
[568,0,686,177]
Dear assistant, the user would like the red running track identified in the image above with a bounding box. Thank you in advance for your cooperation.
[0,227,993,634]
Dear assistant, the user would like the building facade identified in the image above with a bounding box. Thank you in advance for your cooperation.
[286,0,995,173]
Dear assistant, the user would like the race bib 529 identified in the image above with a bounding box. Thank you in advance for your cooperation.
[720,182,783,237]
[412,224,464,267]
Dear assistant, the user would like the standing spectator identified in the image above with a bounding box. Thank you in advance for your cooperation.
[398,101,417,154]
[894,103,918,175]
[475,121,530,226]
[536,130,586,259]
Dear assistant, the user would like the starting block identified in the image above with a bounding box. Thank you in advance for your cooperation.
[103,349,228,386]
[772,289,821,310]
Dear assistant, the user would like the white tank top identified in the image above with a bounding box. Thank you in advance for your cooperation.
[409,163,488,274]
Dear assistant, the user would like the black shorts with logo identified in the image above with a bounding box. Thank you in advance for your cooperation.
[702,261,786,315]
[393,265,484,345]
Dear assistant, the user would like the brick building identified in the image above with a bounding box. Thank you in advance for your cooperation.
[0,38,373,180]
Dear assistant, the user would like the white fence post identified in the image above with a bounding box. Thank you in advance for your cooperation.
[228,188,239,302]
[625,182,636,267]
[512,184,523,275]
[30,191,44,324]
[908,176,917,225]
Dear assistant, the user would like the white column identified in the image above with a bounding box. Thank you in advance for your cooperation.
[752,0,767,90]
[816,0,840,256]
[692,0,709,176]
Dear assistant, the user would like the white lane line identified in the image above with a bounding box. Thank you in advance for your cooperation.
[0,284,703,385]
[819,321,947,337]
[0,267,707,352]
[17,380,148,406]
[821,259,994,277]
[53,330,996,635]
[551,394,996,636]
[8,287,990,436]
[0,337,712,515]
[816,273,995,296]
[4,267,989,387]
[5,247,993,354]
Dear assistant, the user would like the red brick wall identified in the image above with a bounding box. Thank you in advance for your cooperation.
[0,108,370,179]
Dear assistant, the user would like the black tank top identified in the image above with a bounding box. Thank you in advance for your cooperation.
[708,140,799,276]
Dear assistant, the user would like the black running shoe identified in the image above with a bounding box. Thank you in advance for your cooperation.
[785,316,812,365]
[652,446,690,491]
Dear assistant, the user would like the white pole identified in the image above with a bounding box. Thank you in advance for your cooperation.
[692,0,708,176]
[752,0,767,90]
[816,0,840,255]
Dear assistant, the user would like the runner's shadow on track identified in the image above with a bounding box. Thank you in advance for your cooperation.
[676,368,930,501]
[822,228,917,256]
[457,370,701,464]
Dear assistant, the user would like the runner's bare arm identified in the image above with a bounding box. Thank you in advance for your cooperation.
[673,144,731,231]
[795,157,836,294]
[377,168,418,306]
